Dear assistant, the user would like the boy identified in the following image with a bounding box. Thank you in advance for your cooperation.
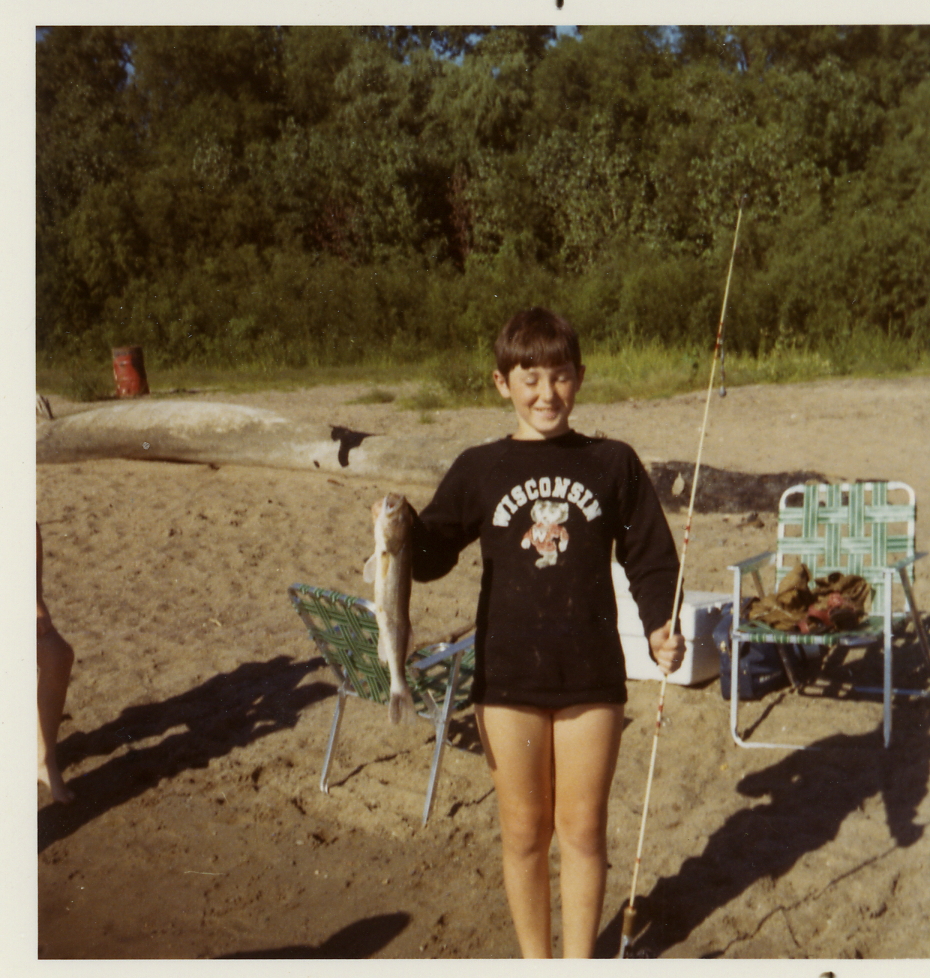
[410,308,684,957]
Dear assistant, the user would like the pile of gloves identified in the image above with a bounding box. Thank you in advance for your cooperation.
[745,564,871,635]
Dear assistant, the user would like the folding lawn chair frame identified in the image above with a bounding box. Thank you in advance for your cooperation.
[288,584,476,824]
[728,481,930,749]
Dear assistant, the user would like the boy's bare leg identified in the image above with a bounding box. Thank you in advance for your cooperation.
[37,626,75,803]
[476,704,555,958]
[552,703,625,957]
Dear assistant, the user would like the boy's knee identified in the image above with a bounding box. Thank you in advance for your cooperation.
[500,804,554,857]
[555,807,608,858]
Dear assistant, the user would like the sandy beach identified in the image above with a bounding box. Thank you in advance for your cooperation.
[36,375,930,959]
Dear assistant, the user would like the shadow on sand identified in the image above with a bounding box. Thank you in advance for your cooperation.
[596,703,929,958]
[217,912,411,958]
[38,655,333,853]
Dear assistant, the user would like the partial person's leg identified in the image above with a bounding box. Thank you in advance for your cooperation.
[552,703,625,957]
[37,627,75,803]
[476,704,555,958]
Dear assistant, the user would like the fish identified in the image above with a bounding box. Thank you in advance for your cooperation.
[364,493,415,724]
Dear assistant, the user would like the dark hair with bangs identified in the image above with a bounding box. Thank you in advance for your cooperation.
[494,308,582,377]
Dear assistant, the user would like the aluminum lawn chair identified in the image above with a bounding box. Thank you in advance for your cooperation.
[728,481,930,749]
[288,584,476,824]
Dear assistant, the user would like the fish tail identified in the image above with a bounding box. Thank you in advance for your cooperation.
[388,686,416,725]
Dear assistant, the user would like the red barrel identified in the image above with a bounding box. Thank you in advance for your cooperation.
[112,346,150,398]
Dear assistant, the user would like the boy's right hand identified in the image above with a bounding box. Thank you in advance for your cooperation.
[648,620,685,675]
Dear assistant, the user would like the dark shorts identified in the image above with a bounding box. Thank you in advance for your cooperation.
[472,681,628,710]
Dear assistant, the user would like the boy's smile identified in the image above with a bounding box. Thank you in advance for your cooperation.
[493,362,585,440]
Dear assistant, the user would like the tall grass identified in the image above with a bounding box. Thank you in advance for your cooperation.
[581,330,930,404]
[36,357,419,401]
[36,358,116,403]
[37,331,929,406]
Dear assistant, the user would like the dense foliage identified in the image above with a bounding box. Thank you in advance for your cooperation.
[36,25,930,371]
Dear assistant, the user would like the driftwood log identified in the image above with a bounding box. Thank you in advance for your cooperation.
[38,400,840,512]
[36,400,475,485]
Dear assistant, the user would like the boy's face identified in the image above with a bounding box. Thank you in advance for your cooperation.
[493,361,585,440]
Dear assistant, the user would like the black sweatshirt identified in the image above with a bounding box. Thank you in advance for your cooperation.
[412,431,680,708]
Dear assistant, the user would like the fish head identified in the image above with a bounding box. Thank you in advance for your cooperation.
[374,492,412,552]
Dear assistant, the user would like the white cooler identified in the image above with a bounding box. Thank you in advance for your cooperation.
[612,563,731,685]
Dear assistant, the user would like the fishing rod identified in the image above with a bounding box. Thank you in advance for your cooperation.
[620,198,745,959]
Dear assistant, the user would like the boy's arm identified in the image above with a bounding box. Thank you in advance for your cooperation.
[615,452,681,639]
[411,511,473,581]
[411,455,480,582]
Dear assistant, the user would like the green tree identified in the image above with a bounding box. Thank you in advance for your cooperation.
[35,24,930,370]
[36,27,135,347]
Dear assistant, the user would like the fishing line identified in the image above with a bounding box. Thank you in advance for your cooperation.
[621,199,745,958]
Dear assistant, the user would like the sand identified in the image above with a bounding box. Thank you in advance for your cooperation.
[36,376,930,960]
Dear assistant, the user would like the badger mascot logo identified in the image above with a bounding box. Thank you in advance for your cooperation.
[521,499,570,568]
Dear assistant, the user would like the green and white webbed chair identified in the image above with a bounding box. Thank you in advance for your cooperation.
[288,584,476,824]
[727,482,930,749]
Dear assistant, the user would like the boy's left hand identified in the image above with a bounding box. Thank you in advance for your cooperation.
[648,620,686,675]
